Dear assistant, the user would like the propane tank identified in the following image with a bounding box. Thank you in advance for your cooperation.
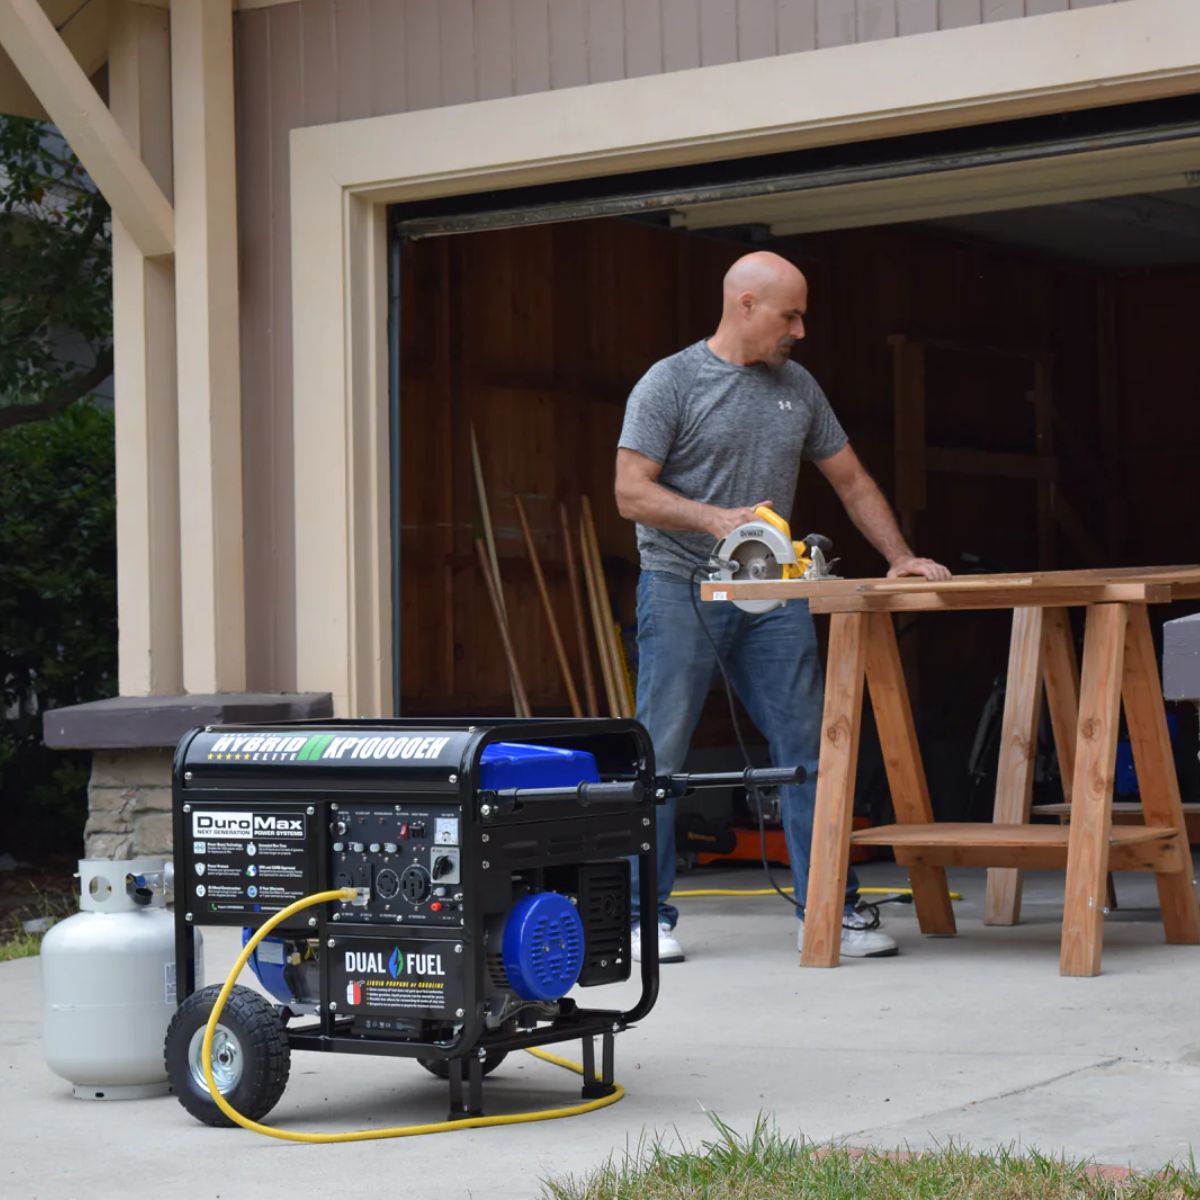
[41,858,203,1100]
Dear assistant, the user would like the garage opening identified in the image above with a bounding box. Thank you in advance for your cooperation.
[388,95,1200,834]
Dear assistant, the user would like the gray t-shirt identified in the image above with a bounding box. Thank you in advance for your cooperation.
[618,340,848,578]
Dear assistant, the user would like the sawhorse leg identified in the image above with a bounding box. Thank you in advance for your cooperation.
[801,612,868,967]
[984,607,1047,926]
[1122,605,1200,945]
[1061,604,1125,977]
[865,611,955,936]
[986,607,1081,925]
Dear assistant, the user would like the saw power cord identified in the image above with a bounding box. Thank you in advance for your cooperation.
[201,888,623,1143]
[661,538,924,925]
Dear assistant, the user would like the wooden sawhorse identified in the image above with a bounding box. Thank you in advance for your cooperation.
[701,568,1200,976]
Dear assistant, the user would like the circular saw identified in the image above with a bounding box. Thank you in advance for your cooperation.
[710,506,838,613]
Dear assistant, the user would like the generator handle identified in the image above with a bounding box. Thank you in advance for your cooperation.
[482,779,645,810]
[663,765,806,797]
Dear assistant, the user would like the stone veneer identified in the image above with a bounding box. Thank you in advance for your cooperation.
[83,748,176,859]
[44,693,334,861]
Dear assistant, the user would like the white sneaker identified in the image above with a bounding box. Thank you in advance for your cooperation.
[631,921,685,963]
[797,906,897,958]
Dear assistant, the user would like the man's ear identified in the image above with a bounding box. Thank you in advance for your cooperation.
[739,291,755,318]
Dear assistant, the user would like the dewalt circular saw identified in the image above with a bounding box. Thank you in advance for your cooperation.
[709,505,838,613]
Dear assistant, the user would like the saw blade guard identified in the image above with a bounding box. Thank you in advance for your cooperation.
[711,507,798,614]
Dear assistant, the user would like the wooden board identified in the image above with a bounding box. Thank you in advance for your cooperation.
[1033,801,1200,842]
[851,823,1170,849]
[858,822,1182,873]
[701,572,1189,613]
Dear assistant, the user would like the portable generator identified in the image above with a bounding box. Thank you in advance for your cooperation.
[164,716,803,1131]
[164,716,667,1125]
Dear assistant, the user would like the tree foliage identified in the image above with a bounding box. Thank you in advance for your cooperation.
[0,404,117,856]
[0,115,112,432]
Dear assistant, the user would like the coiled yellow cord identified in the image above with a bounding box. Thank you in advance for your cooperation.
[200,888,623,1142]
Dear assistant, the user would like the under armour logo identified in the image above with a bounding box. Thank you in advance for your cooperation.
[778,399,793,411]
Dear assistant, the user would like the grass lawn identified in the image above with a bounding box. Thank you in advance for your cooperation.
[0,861,75,962]
[541,1116,1200,1200]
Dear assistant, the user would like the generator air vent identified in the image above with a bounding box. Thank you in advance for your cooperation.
[576,863,630,987]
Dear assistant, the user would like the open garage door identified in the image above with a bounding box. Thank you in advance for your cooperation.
[387,94,1200,821]
[392,97,1200,241]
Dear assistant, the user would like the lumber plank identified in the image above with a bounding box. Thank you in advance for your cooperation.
[701,566,1200,614]
[560,502,598,717]
[1032,357,1056,569]
[890,335,926,524]
[800,612,869,968]
[579,512,621,717]
[863,612,955,936]
[887,830,1182,873]
[854,823,1167,848]
[581,496,629,718]
[474,540,530,717]
[1033,801,1200,842]
[1121,605,1200,944]
[703,579,1173,613]
[513,495,582,717]
[984,608,1045,927]
[1060,603,1126,977]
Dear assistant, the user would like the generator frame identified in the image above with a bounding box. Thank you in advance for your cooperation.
[171,717,659,1119]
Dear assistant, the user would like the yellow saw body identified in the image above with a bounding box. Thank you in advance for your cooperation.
[710,506,838,614]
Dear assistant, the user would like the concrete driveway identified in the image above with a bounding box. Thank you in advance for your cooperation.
[5,860,1199,1199]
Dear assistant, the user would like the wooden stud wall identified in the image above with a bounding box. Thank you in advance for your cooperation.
[398,217,1200,738]
[398,220,733,714]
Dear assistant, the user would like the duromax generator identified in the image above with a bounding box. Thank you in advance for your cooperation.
[165,717,660,1125]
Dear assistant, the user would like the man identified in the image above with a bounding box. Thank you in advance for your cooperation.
[615,250,949,965]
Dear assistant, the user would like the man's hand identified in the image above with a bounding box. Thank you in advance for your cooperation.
[887,555,951,582]
[706,501,774,540]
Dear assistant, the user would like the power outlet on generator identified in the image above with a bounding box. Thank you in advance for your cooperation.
[431,849,460,886]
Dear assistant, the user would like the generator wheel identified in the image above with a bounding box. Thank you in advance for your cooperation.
[165,984,291,1127]
[417,1051,507,1080]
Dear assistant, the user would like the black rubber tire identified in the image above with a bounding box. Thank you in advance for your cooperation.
[164,984,291,1127]
[417,1051,508,1080]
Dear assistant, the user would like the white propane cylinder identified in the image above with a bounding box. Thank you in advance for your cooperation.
[41,858,203,1100]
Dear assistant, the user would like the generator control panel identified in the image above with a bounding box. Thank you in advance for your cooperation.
[329,803,464,927]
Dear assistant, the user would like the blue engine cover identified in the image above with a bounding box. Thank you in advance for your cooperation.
[240,930,295,1004]
[480,742,600,791]
[501,892,585,1002]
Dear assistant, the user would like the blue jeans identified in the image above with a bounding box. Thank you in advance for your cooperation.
[631,569,860,929]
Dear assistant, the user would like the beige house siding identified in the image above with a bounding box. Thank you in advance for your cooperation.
[233,0,1130,691]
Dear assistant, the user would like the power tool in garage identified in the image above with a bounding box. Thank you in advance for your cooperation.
[709,504,839,614]
[676,506,840,868]
[164,717,804,1132]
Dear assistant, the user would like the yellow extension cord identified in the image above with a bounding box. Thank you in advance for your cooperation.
[670,885,963,900]
[201,888,623,1143]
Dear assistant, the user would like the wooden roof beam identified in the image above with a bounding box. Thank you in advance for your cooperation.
[0,0,173,257]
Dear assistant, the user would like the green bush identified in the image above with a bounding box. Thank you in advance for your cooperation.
[0,403,116,857]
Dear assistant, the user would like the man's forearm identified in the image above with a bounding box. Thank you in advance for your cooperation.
[839,475,912,567]
[616,477,723,537]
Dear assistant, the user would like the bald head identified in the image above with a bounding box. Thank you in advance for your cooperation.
[709,252,809,368]
[722,251,807,306]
